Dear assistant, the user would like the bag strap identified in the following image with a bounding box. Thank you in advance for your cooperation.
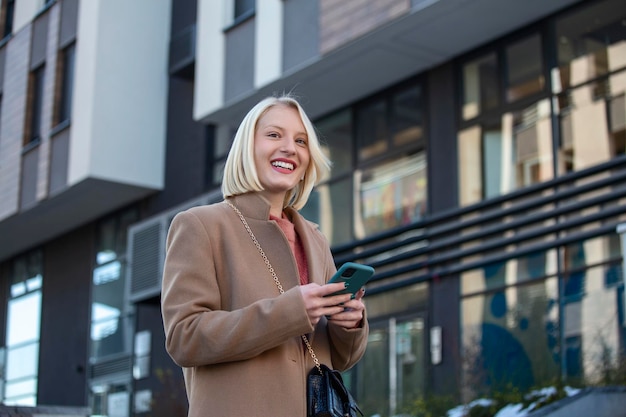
[226,201,323,375]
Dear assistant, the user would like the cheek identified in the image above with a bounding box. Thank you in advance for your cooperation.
[300,151,311,168]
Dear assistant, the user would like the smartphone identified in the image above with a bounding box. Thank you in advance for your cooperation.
[326,262,375,297]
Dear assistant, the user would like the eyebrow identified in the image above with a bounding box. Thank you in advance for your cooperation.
[264,125,308,137]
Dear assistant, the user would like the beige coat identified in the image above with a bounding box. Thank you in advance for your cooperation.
[161,193,369,417]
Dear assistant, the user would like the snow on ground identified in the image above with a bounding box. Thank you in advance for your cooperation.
[445,386,581,417]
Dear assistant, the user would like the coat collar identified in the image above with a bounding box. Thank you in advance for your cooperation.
[225,193,273,220]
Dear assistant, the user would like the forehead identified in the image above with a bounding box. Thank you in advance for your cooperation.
[257,104,304,128]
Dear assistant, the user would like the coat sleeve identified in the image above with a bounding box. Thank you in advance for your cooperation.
[161,210,314,368]
[326,313,369,371]
[306,226,370,372]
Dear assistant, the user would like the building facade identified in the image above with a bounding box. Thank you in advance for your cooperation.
[0,0,624,416]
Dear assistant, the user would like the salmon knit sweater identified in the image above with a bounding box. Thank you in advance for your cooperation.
[271,214,309,285]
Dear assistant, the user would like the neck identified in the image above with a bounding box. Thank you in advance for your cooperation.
[259,191,285,218]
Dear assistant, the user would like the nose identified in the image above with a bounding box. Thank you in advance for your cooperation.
[280,138,297,155]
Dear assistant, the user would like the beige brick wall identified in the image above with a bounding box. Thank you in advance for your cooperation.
[0,3,62,220]
[319,0,410,54]
[0,29,30,221]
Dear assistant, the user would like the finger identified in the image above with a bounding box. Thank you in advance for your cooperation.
[323,293,352,307]
[354,287,366,301]
[319,282,348,296]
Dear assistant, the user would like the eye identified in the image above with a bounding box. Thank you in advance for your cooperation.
[296,137,308,147]
[267,132,280,138]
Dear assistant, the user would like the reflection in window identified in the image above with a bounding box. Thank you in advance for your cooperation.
[462,53,498,120]
[3,250,42,406]
[302,177,353,246]
[357,84,424,161]
[459,99,554,204]
[561,262,624,384]
[461,249,557,295]
[553,0,625,92]
[355,152,427,238]
[506,34,544,102]
[91,383,130,417]
[315,109,352,178]
[90,208,137,361]
[357,98,387,160]
[391,85,423,147]
[557,70,626,173]
[356,318,426,417]
[91,303,121,341]
[461,278,560,400]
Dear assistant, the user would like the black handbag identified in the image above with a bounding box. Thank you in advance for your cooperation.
[227,201,364,417]
[307,363,363,417]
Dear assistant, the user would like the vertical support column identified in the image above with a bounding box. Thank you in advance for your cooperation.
[618,223,626,326]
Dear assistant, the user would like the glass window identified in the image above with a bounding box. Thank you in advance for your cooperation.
[302,177,352,246]
[26,65,45,145]
[459,99,554,204]
[356,98,387,160]
[315,109,353,178]
[308,83,426,243]
[562,262,624,384]
[234,0,254,21]
[90,208,138,360]
[357,85,424,161]
[506,34,545,102]
[461,277,560,399]
[553,0,626,92]
[557,69,626,173]
[91,383,130,417]
[2,250,42,406]
[355,152,427,239]
[55,43,75,125]
[391,85,424,147]
[1,0,14,39]
[461,249,558,295]
[462,53,499,120]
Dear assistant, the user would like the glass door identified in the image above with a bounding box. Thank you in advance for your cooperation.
[356,315,427,417]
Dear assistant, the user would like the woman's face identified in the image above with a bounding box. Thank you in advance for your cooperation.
[253,104,310,199]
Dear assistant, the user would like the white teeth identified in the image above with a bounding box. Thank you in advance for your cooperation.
[272,161,294,170]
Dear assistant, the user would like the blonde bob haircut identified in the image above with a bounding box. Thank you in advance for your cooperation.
[222,95,331,210]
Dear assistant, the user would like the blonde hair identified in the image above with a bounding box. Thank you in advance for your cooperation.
[221,95,331,210]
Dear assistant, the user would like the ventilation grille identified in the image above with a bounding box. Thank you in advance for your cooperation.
[130,221,164,299]
[127,189,223,303]
[91,356,132,379]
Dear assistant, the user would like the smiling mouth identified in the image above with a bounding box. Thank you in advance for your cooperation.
[272,161,295,170]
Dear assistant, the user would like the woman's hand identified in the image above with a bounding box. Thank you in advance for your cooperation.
[326,287,366,329]
[299,283,352,326]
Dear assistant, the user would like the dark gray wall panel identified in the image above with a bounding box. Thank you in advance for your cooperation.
[283,0,319,73]
[39,224,94,405]
[30,13,49,69]
[20,147,39,209]
[224,18,255,102]
[49,128,69,195]
[427,63,458,214]
[59,0,79,48]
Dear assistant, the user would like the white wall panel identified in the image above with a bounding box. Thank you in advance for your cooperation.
[255,0,283,88]
[69,0,170,189]
[194,0,226,121]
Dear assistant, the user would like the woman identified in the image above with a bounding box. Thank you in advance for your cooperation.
[161,95,368,416]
